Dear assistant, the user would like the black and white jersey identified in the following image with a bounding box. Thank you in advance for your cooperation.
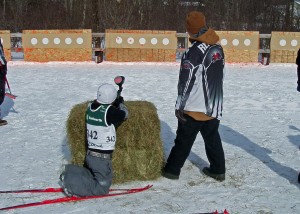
[296,48,300,66]
[0,40,7,76]
[175,41,225,119]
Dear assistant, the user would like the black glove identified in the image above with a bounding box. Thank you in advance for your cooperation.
[113,96,124,108]
[175,109,186,123]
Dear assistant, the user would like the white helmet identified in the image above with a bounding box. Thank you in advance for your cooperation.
[96,83,117,104]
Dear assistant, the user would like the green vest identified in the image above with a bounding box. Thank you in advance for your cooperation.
[86,104,109,126]
[86,103,116,150]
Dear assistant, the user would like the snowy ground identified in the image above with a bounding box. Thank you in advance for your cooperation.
[0,61,299,214]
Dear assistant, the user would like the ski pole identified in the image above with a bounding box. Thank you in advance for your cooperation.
[4,75,12,95]
[4,75,17,99]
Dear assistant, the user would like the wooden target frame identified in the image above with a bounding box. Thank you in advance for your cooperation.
[105,30,177,62]
[22,29,92,62]
[0,30,11,61]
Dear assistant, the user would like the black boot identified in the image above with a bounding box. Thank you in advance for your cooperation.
[0,119,7,126]
[202,167,225,182]
[161,168,179,180]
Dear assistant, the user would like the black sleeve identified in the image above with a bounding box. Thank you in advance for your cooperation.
[106,105,126,128]
[0,41,4,54]
[0,41,7,75]
[296,48,300,66]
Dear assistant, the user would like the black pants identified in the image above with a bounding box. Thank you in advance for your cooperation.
[164,115,225,176]
[61,155,113,197]
[297,67,300,85]
[0,73,5,106]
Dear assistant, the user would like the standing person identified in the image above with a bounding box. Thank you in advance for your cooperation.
[0,39,8,126]
[297,48,300,183]
[162,11,226,181]
[296,48,300,92]
[60,83,128,197]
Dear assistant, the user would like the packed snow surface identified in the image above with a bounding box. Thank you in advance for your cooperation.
[0,61,299,214]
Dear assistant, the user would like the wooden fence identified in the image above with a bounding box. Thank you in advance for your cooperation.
[105,29,177,62]
[3,31,299,63]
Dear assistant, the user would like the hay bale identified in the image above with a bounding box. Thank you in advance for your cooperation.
[66,100,164,184]
[66,101,89,165]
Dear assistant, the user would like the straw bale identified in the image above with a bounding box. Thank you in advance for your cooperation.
[66,101,88,165]
[66,100,164,184]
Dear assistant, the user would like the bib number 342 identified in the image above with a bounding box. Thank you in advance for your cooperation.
[87,129,98,139]
[87,129,115,143]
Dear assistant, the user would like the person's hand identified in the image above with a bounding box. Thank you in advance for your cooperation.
[175,109,186,123]
[114,96,124,107]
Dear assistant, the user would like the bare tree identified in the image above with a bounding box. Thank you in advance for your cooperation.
[0,0,299,33]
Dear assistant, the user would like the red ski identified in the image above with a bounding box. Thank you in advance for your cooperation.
[5,92,17,99]
[0,186,146,194]
[193,209,230,214]
[0,187,63,194]
[0,185,152,211]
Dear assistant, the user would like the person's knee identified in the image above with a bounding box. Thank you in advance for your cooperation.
[0,94,4,106]
[0,83,5,106]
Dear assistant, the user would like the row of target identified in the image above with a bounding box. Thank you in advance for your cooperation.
[20,36,299,48]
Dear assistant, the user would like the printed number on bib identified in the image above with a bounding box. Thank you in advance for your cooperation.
[106,136,115,143]
[87,129,98,140]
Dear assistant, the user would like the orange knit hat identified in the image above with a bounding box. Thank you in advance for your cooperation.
[186,11,207,34]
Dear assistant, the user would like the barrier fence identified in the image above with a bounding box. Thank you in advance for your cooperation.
[270,32,300,63]
[1,30,299,63]
[105,29,177,62]
[0,30,12,61]
[216,31,260,63]
[22,29,92,62]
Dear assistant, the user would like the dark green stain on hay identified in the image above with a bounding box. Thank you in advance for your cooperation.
[66,101,164,184]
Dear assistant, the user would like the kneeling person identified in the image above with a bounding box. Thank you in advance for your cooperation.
[60,83,128,197]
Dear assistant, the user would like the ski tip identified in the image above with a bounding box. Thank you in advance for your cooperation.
[191,209,229,214]
[145,184,153,189]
